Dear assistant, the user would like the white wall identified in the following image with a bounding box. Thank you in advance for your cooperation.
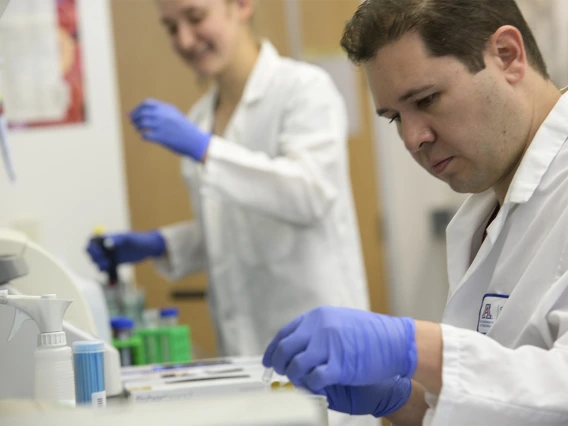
[373,0,568,321]
[0,0,130,278]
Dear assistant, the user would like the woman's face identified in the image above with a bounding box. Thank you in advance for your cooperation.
[158,0,251,77]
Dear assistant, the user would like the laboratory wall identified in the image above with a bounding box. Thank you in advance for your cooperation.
[375,0,568,321]
[0,0,130,279]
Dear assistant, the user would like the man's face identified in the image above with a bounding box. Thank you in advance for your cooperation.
[158,0,242,77]
[365,32,527,194]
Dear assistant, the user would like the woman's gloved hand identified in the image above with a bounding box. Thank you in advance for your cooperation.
[86,230,166,271]
[130,98,211,162]
[262,306,417,392]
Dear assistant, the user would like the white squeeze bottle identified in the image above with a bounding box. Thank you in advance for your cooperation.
[0,290,76,406]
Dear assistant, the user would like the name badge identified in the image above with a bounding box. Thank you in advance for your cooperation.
[477,293,508,334]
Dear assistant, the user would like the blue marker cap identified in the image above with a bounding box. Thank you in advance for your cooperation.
[110,316,134,330]
[160,307,179,318]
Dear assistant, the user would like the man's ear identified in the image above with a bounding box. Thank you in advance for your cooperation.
[486,25,527,85]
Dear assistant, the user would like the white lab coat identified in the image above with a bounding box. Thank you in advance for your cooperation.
[155,41,369,355]
[155,40,375,426]
[423,90,568,425]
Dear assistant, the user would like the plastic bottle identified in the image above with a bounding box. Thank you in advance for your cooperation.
[0,290,75,406]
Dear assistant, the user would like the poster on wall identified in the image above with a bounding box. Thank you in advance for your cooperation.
[0,0,86,128]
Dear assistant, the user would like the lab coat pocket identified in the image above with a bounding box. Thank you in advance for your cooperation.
[234,210,296,264]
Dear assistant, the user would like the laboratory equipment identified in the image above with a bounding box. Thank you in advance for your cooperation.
[0,289,75,406]
[160,306,178,362]
[92,226,119,287]
[160,306,179,327]
[0,228,122,400]
[111,316,134,367]
[142,309,160,328]
[73,340,106,407]
[91,227,123,317]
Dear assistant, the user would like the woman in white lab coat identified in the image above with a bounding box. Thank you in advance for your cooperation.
[87,0,369,366]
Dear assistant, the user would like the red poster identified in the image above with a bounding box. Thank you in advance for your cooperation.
[9,0,86,128]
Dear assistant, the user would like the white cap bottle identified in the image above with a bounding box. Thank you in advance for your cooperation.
[0,290,76,406]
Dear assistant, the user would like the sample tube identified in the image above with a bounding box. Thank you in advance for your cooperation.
[160,307,179,327]
[110,317,134,367]
[159,307,179,363]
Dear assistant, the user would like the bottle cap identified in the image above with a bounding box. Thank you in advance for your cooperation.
[72,340,104,354]
[110,316,134,330]
[38,331,66,347]
[160,307,179,318]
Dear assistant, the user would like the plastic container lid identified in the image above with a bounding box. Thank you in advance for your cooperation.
[110,316,134,330]
[72,340,105,354]
[160,307,179,318]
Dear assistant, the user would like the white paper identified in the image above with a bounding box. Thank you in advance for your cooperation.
[310,55,362,136]
[0,0,69,123]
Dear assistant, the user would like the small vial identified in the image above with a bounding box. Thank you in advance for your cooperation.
[110,317,134,367]
[143,309,160,329]
[159,307,179,363]
[142,309,160,363]
[262,367,274,384]
[160,307,179,327]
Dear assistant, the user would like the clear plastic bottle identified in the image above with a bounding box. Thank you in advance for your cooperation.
[35,332,76,406]
[0,291,76,406]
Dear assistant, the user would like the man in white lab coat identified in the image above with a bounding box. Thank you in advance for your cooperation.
[263,0,568,425]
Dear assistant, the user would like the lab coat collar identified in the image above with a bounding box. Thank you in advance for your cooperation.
[196,40,280,122]
[240,40,280,105]
[504,90,568,205]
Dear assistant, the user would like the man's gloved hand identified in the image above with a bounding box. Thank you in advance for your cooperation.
[86,230,166,272]
[322,377,412,418]
[262,306,417,393]
[130,98,211,162]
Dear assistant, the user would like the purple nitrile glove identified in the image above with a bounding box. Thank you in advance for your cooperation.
[130,98,211,162]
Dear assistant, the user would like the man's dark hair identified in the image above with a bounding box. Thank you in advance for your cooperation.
[340,0,549,78]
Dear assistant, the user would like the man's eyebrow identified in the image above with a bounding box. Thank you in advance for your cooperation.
[376,84,436,116]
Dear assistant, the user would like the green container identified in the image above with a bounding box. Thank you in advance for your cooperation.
[112,335,146,366]
[135,325,192,365]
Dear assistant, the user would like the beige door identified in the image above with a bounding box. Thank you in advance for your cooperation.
[110,0,389,358]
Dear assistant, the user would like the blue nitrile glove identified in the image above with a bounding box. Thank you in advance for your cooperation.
[130,98,211,162]
[322,377,412,418]
[86,231,166,272]
[262,306,417,393]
